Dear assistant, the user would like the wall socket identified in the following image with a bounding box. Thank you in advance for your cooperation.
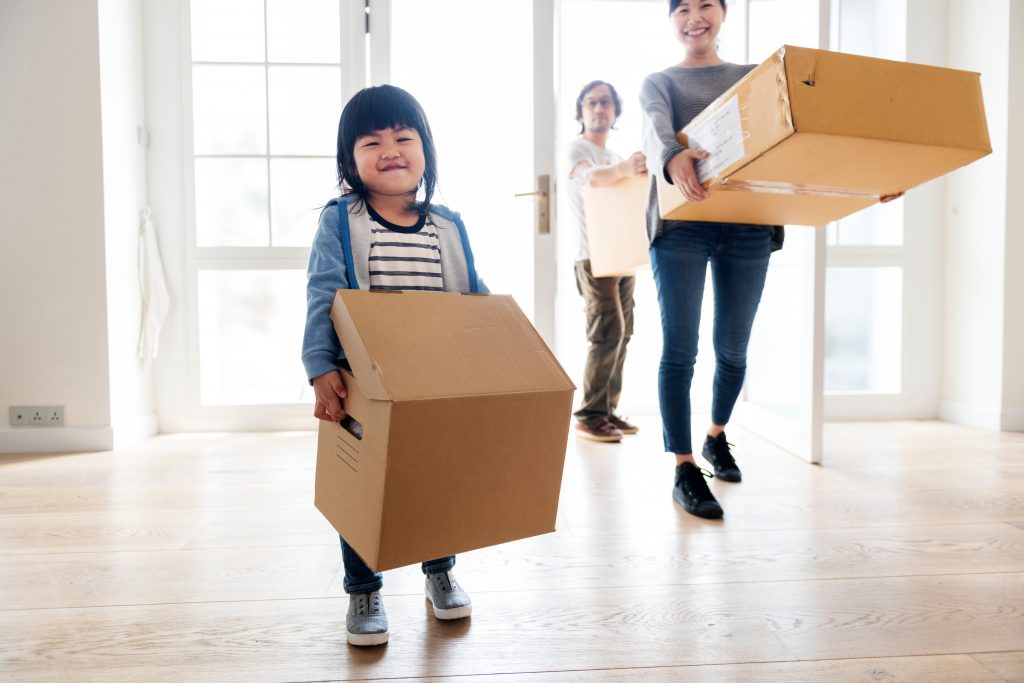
[9,406,64,427]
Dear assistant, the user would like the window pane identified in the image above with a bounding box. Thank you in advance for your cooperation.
[825,267,902,393]
[391,0,535,319]
[194,158,269,247]
[268,66,342,156]
[266,0,341,64]
[198,270,311,406]
[190,0,265,62]
[839,0,906,61]
[271,158,338,247]
[748,0,819,62]
[192,65,267,154]
[835,197,904,246]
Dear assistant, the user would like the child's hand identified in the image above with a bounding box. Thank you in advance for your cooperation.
[666,149,710,202]
[312,370,348,422]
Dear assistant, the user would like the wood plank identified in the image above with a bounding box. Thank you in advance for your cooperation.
[755,572,1024,660]
[972,652,1024,682]
[2,573,1021,681]
[5,522,1023,611]
[414,654,1007,682]
[0,591,796,682]
[344,522,1024,598]
[0,545,342,610]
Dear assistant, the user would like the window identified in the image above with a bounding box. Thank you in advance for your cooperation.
[824,0,909,398]
[187,0,352,407]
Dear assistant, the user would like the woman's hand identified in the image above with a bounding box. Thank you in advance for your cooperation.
[880,191,905,203]
[666,149,711,202]
[312,370,348,422]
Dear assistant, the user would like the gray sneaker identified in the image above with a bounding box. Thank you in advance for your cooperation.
[425,571,473,620]
[346,591,389,646]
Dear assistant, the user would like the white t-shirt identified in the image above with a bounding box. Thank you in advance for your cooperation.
[567,137,622,262]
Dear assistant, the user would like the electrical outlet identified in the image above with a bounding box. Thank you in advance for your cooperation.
[45,406,64,426]
[9,406,64,427]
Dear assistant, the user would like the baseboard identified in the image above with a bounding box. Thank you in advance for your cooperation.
[112,413,159,448]
[1001,409,1024,433]
[939,400,1002,431]
[0,426,114,454]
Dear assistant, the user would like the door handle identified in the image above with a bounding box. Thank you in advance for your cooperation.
[515,174,551,235]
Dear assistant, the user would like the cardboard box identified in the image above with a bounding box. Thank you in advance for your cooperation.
[582,175,651,277]
[657,45,991,226]
[315,290,575,572]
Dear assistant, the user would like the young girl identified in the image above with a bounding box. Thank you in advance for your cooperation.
[302,85,484,647]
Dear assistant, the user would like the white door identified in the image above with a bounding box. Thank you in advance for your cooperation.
[733,0,830,463]
[552,0,828,464]
[370,0,558,342]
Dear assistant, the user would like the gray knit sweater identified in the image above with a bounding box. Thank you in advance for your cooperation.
[640,62,783,249]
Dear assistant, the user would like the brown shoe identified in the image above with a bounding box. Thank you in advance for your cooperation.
[608,415,639,435]
[575,417,623,442]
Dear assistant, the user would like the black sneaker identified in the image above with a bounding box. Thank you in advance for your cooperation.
[673,462,724,519]
[702,432,741,482]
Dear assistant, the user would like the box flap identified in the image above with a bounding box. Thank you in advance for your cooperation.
[330,290,576,401]
[781,45,991,153]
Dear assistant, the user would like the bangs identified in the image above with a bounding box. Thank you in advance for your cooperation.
[336,84,438,212]
[342,86,426,141]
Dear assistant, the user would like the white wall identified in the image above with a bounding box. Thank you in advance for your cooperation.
[0,0,156,453]
[1002,0,1024,431]
[98,0,158,446]
[940,0,1011,430]
[0,0,114,451]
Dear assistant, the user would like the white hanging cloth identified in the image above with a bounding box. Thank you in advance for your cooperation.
[137,207,170,369]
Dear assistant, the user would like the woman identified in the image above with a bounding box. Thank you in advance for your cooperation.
[640,0,780,520]
[642,0,901,520]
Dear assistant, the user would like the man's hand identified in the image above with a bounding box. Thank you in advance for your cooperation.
[621,151,647,177]
[312,370,348,422]
[666,149,711,202]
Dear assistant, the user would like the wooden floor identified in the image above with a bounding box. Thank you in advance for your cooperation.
[2,420,1023,682]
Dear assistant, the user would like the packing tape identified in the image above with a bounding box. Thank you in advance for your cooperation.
[717,178,882,199]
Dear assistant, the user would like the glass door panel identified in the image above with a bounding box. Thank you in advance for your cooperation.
[389,0,537,320]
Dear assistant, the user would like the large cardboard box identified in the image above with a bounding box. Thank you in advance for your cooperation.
[315,290,575,572]
[582,175,650,277]
[657,45,991,226]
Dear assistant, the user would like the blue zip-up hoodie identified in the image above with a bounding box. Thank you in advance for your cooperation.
[301,194,487,381]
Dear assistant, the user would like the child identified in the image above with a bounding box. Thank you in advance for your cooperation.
[302,85,484,647]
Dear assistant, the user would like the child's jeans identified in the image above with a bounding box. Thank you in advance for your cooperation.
[340,535,456,595]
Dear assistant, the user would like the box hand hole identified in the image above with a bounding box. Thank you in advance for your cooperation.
[340,414,364,440]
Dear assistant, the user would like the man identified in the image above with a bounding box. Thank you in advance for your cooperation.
[567,80,647,442]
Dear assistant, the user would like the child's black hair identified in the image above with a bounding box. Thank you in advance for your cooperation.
[336,84,438,213]
[575,80,623,135]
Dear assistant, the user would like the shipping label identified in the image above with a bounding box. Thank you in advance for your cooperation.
[687,95,746,184]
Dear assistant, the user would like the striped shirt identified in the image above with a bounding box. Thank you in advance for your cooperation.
[366,203,444,291]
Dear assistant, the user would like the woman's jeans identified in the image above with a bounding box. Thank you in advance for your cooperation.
[650,223,772,455]
[340,536,455,595]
